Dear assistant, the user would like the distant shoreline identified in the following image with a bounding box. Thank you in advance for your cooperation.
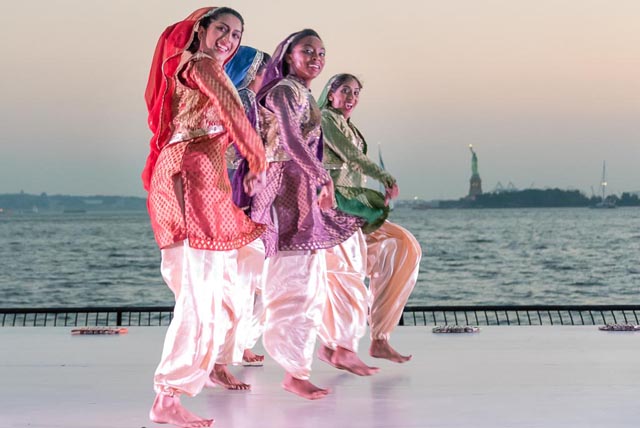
[0,193,147,213]
[1,188,639,213]
[399,188,640,209]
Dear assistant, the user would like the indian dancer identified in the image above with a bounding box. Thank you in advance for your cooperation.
[143,7,266,427]
[224,46,272,366]
[318,73,422,364]
[249,30,362,399]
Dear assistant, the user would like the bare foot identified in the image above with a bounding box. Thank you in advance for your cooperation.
[242,349,264,366]
[369,339,412,363]
[331,346,379,376]
[316,344,338,368]
[207,364,250,390]
[149,392,213,427]
[282,373,330,400]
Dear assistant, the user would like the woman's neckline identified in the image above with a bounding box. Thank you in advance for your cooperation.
[287,74,311,89]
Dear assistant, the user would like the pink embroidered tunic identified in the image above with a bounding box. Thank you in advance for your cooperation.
[148,52,266,251]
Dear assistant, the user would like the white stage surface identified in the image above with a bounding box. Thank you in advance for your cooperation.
[1,326,638,428]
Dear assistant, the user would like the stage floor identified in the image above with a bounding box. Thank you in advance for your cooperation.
[1,325,639,428]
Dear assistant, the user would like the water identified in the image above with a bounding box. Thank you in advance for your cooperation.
[398,207,640,305]
[1,208,638,307]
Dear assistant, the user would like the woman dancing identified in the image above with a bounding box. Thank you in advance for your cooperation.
[318,73,422,364]
[143,7,266,427]
[224,45,271,365]
[249,30,362,399]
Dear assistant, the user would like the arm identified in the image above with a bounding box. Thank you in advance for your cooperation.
[322,111,396,188]
[266,84,330,188]
[189,58,266,174]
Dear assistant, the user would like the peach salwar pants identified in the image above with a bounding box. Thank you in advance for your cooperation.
[232,238,266,363]
[366,221,422,340]
[153,239,241,397]
[261,250,327,380]
[319,230,369,352]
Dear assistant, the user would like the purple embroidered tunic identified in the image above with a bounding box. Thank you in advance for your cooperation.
[250,76,362,256]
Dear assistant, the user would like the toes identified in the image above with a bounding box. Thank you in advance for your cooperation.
[187,419,214,428]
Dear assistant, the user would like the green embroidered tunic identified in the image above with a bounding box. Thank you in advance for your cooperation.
[321,106,396,233]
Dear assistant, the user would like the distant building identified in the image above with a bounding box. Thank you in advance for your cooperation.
[468,145,483,199]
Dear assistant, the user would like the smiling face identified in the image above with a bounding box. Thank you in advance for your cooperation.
[197,13,243,64]
[285,36,325,87]
[329,77,361,119]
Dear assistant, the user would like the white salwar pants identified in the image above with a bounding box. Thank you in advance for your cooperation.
[366,221,422,340]
[232,239,266,363]
[153,239,239,397]
[261,249,327,380]
[318,230,368,352]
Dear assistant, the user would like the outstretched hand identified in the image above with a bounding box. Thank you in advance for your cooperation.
[318,180,335,211]
[385,183,399,206]
[243,171,266,197]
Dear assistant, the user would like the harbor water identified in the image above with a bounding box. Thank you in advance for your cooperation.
[1,207,638,307]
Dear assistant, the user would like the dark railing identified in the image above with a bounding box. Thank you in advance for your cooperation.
[400,305,640,326]
[1,305,639,327]
[0,306,175,327]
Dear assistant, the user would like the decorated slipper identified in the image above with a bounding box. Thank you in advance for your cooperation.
[598,324,640,331]
[432,325,480,333]
[71,327,128,335]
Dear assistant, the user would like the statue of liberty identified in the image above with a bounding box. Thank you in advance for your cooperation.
[469,144,479,177]
[468,144,482,198]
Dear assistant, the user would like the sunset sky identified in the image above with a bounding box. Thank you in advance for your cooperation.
[1,0,638,200]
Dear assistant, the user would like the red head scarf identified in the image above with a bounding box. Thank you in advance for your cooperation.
[141,7,242,191]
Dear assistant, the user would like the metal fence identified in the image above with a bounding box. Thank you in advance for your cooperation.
[400,305,640,326]
[0,306,175,327]
[1,305,639,327]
